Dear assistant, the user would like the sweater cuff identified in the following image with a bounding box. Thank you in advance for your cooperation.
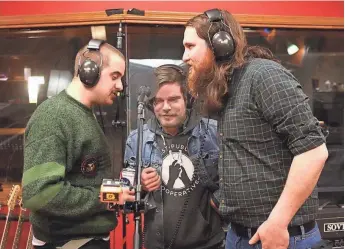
[211,192,220,209]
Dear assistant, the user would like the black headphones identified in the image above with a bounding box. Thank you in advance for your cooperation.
[78,39,105,88]
[147,64,194,111]
[204,9,235,61]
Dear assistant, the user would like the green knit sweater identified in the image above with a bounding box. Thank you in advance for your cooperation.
[22,90,117,242]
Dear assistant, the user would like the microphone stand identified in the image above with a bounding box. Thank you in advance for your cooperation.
[133,98,146,249]
[112,96,128,249]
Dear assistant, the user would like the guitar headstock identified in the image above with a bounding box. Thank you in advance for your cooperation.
[7,185,21,211]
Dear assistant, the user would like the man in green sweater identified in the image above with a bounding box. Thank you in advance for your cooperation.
[22,39,134,249]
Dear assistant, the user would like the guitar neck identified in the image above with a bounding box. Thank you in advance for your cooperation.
[26,226,33,249]
[2,185,21,249]
[0,213,12,249]
[12,212,25,249]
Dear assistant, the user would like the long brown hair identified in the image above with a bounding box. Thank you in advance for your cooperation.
[186,10,277,113]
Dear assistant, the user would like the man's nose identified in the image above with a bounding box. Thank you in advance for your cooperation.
[162,101,171,111]
[116,79,123,92]
[182,49,189,63]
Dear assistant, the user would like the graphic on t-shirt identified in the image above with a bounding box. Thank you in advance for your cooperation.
[161,149,200,197]
[162,151,194,190]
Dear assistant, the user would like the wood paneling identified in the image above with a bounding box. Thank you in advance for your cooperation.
[0,11,343,30]
[0,129,25,136]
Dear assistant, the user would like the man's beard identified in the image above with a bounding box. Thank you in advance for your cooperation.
[187,50,216,99]
[187,50,228,114]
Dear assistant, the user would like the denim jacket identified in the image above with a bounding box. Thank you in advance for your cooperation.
[124,117,222,249]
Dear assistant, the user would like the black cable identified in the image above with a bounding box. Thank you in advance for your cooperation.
[165,187,191,249]
[166,120,210,249]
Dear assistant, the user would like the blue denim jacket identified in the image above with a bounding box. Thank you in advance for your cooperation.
[124,117,221,249]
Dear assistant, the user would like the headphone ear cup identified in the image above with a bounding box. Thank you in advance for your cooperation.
[212,31,235,59]
[79,59,100,87]
[204,9,235,61]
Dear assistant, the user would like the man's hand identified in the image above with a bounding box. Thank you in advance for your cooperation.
[120,187,135,203]
[141,167,160,192]
[179,166,190,187]
[167,160,181,188]
[249,218,289,249]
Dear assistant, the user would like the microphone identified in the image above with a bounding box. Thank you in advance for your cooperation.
[116,21,124,50]
[137,86,151,105]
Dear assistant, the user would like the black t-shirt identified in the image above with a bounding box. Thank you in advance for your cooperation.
[157,134,223,249]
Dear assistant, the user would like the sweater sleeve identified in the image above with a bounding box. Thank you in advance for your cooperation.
[22,116,108,218]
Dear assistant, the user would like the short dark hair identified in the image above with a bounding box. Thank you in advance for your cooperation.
[153,64,188,102]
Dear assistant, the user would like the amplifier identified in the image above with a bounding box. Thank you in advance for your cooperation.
[316,204,344,248]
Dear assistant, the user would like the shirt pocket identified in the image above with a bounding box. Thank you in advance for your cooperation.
[142,146,162,168]
[142,155,162,177]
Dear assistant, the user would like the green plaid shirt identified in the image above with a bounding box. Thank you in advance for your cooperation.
[215,58,326,227]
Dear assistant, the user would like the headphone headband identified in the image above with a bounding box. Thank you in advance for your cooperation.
[204,8,223,22]
[87,39,105,50]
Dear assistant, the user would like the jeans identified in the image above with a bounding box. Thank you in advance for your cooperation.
[33,239,110,249]
[225,223,321,249]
